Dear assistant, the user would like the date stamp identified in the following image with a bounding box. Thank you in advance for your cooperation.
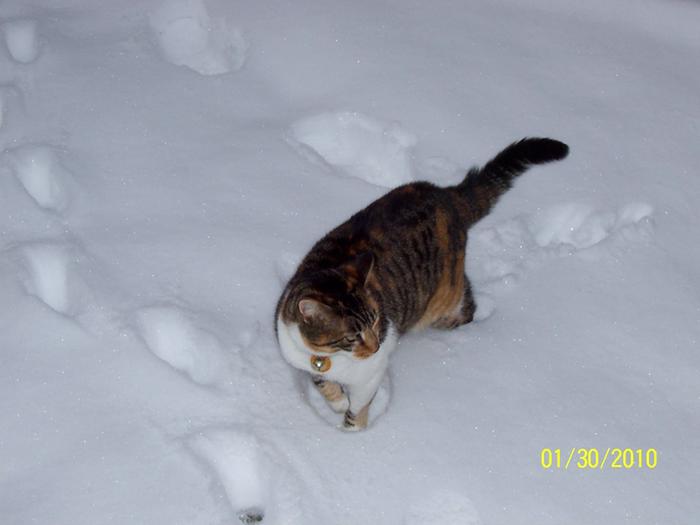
[540,448,658,470]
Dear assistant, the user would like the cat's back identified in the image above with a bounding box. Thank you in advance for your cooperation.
[290,182,458,272]
[350,181,456,229]
[318,181,462,249]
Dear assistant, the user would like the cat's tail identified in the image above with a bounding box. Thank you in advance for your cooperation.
[455,137,569,224]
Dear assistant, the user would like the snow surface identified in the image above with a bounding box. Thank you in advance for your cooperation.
[291,111,417,187]
[149,0,247,75]
[2,18,40,64]
[1,0,699,524]
[135,304,228,385]
[4,144,72,212]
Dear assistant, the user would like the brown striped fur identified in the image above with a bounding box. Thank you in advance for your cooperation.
[276,138,569,361]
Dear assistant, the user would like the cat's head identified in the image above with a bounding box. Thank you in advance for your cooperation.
[293,252,381,359]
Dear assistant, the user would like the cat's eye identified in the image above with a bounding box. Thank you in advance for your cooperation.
[326,335,357,348]
[328,334,360,350]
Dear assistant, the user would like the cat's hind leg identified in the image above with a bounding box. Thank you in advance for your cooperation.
[458,275,476,324]
[312,376,349,413]
[431,274,476,329]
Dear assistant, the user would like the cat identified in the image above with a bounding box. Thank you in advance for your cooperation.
[275,137,569,430]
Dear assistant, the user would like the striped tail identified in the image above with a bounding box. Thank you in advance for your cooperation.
[456,137,569,223]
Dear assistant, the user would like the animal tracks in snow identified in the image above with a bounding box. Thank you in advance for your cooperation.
[135,304,229,386]
[149,0,247,76]
[471,201,653,300]
[291,111,417,188]
[528,201,653,250]
[9,240,91,316]
[15,242,71,313]
[188,428,308,525]
[3,144,73,213]
[1,19,41,64]
[189,430,267,523]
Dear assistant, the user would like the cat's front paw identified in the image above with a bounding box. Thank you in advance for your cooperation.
[342,409,368,431]
[312,377,349,413]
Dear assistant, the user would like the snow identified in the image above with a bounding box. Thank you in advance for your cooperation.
[135,304,227,385]
[405,490,481,525]
[4,144,71,212]
[2,19,40,64]
[0,89,5,129]
[1,0,699,524]
[189,430,267,518]
[15,241,72,313]
[0,84,21,131]
[528,202,653,250]
[291,111,417,187]
[149,0,247,75]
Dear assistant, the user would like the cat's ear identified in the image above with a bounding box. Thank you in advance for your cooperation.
[298,298,331,323]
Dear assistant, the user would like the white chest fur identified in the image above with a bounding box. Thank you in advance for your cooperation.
[276,316,397,387]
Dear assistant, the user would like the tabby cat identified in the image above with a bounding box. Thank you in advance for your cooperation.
[275,137,569,430]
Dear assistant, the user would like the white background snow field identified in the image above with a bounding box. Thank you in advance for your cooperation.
[1,1,699,524]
